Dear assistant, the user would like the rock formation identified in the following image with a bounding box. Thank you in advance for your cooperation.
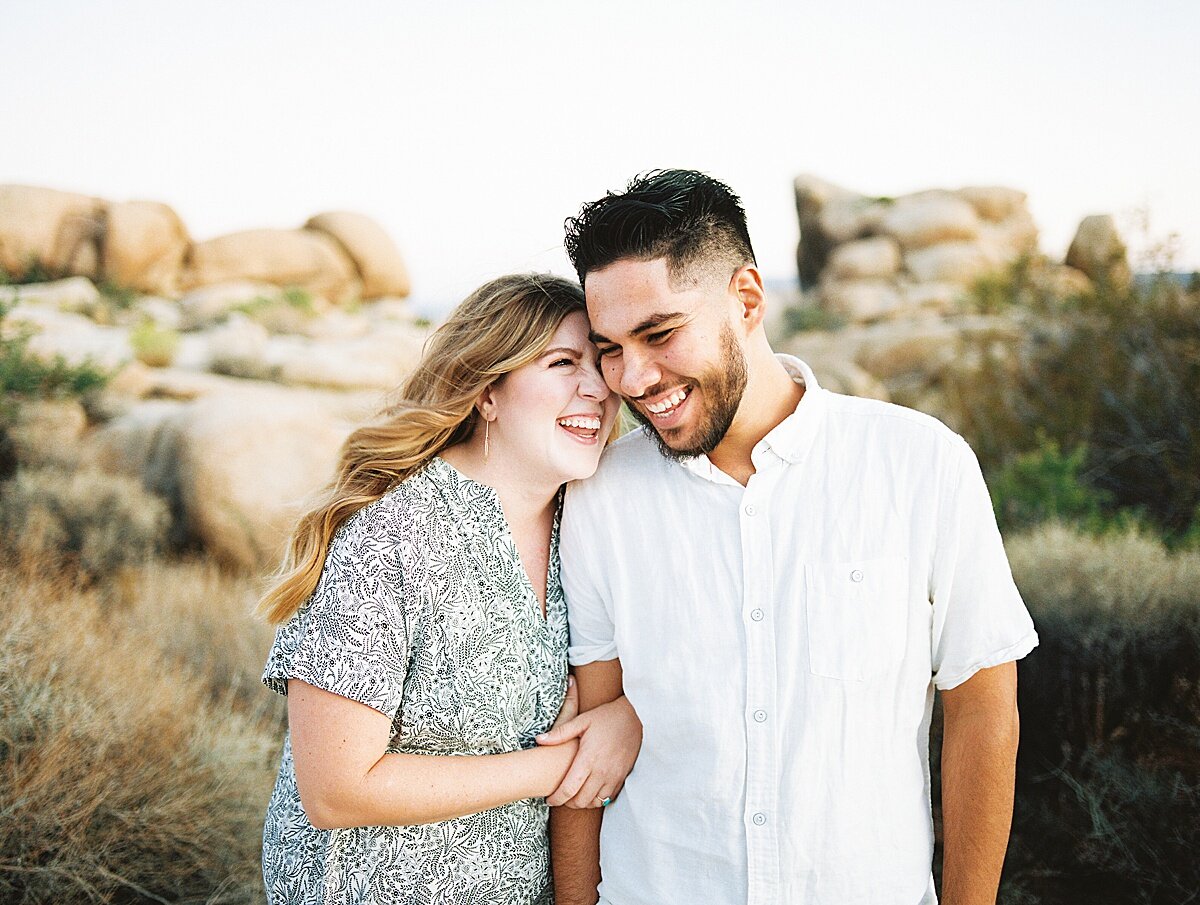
[786,174,1135,426]
[0,184,409,303]
[2,183,426,570]
[794,176,1042,323]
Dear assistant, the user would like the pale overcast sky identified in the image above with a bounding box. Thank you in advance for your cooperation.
[5,0,1198,309]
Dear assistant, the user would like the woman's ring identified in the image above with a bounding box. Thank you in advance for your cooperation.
[597,796,611,807]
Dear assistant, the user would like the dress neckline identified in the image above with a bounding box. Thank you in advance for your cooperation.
[425,455,563,625]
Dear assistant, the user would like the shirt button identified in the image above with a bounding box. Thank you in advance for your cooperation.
[753,710,768,723]
[750,608,765,622]
[850,569,864,583]
[744,503,757,516]
[752,812,767,826]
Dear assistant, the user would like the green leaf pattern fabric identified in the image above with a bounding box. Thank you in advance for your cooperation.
[261,456,566,904]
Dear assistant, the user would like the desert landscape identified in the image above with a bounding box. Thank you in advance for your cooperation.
[1,174,1197,903]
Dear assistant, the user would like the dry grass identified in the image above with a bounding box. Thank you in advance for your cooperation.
[993,523,1200,904]
[0,467,171,577]
[102,558,278,707]
[1007,521,1200,621]
[0,556,282,904]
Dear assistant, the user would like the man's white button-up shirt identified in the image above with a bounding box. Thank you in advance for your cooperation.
[561,356,1038,905]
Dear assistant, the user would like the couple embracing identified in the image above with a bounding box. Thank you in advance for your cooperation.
[258,170,1038,905]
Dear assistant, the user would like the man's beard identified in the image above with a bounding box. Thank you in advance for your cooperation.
[629,322,749,462]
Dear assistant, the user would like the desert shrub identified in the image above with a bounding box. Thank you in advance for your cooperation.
[97,279,139,310]
[784,304,847,334]
[0,467,171,576]
[0,259,61,286]
[0,559,280,904]
[950,267,1200,539]
[232,286,318,334]
[129,319,180,367]
[0,305,108,402]
[991,524,1200,903]
[104,557,278,708]
[989,437,1113,533]
[0,299,109,455]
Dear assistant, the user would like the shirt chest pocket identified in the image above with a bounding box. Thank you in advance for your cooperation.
[804,555,910,681]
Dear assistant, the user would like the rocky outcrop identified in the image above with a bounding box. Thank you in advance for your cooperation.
[102,200,190,296]
[794,176,1041,323]
[0,183,411,303]
[1066,214,1131,288]
[0,185,105,280]
[88,387,365,570]
[181,229,362,304]
[6,262,429,570]
[305,212,411,299]
[783,313,1024,429]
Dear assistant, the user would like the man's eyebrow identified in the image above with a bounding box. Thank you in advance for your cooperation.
[590,312,688,346]
[630,312,687,336]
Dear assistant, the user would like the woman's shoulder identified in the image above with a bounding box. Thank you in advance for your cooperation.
[336,457,462,548]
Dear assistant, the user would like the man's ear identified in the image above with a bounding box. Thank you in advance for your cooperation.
[731,265,767,333]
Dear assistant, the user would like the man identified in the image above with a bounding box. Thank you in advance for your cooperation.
[544,170,1038,904]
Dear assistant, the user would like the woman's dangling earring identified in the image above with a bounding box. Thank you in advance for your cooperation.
[484,419,491,463]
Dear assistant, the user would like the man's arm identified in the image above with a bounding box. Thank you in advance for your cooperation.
[939,661,1020,905]
[550,658,625,905]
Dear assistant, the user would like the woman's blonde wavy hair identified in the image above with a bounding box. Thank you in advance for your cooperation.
[258,273,587,624]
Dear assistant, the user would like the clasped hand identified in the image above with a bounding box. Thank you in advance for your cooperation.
[535,679,642,809]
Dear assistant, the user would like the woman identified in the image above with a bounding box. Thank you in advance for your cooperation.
[258,273,640,904]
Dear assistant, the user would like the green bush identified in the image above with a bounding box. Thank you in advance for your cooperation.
[0,300,109,403]
[130,319,180,367]
[0,259,61,286]
[783,303,847,335]
[0,467,171,577]
[989,437,1112,533]
[950,265,1200,540]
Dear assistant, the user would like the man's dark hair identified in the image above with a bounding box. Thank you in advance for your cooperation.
[564,169,756,287]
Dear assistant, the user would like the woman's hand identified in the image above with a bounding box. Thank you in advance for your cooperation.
[535,693,642,809]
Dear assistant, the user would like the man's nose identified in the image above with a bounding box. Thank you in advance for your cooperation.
[619,348,660,399]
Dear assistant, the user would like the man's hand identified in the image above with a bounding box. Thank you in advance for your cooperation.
[537,694,642,807]
[940,661,1020,905]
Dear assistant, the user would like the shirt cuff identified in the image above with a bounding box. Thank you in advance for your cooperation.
[568,640,619,666]
[933,630,1040,691]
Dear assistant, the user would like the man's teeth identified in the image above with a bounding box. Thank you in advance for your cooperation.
[558,416,601,430]
[645,389,688,415]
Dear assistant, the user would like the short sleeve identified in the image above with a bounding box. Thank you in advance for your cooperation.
[561,481,618,666]
[262,510,409,719]
[929,435,1039,691]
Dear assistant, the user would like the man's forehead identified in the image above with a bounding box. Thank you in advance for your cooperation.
[584,258,710,335]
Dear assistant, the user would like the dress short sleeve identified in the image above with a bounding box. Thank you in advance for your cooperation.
[929,435,1039,691]
[262,508,408,720]
[561,481,618,666]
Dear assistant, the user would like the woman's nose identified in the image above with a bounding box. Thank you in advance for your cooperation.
[578,358,610,400]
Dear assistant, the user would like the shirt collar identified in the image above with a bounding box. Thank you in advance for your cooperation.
[762,354,826,464]
[678,354,827,483]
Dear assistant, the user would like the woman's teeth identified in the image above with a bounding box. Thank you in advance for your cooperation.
[645,388,688,416]
[557,416,601,431]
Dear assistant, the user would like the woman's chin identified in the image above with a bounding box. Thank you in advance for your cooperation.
[553,451,605,484]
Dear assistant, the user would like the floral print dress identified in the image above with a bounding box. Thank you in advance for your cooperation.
[261,456,568,905]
